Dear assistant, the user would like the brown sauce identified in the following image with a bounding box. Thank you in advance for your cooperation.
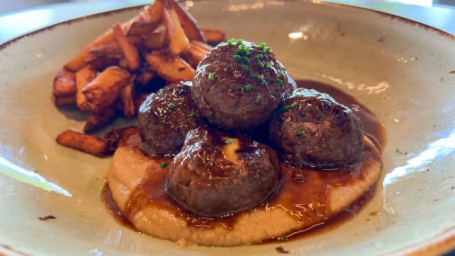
[103,79,385,242]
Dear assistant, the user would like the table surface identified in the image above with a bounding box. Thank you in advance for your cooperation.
[0,0,455,44]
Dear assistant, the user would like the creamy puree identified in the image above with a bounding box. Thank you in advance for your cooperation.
[107,128,381,246]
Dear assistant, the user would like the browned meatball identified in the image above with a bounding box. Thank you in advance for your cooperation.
[269,88,364,168]
[137,81,204,156]
[192,39,289,130]
[165,126,282,217]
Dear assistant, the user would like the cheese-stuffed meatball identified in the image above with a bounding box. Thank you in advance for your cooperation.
[269,88,364,168]
[192,39,288,130]
[138,81,204,156]
[165,126,282,217]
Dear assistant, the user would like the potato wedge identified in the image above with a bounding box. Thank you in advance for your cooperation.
[191,40,213,52]
[163,6,189,55]
[169,0,206,42]
[113,23,140,71]
[186,41,210,67]
[52,69,76,105]
[145,50,195,82]
[75,65,97,111]
[141,27,167,49]
[202,29,225,45]
[136,69,156,86]
[119,82,135,118]
[56,130,110,157]
[89,42,123,59]
[82,66,131,111]
[84,106,117,133]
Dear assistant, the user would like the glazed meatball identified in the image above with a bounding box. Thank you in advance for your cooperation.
[269,88,364,168]
[138,81,204,156]
[192,39,289,130]
[165,126,282,217]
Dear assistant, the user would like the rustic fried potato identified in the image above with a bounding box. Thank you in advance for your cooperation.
[163,6,189,55]
[113,23,140,71]
[141,27,167,49]
[103,126,138,152]
[143,0,164,24]
[52,69,76,105]
[75,65,97,111]
[145,50,195,82]
[56,130,110,157]
[84,106,117,133]
[86,57,118,71]
[136,69,156,86]
[82,66,131,111]
[186,41,210,67]
[169,0,206,42]
[88,42,123,59]
[64,30,116,72]
[119,82,135,118]
[191,40,213,52]
[202,29,225,45]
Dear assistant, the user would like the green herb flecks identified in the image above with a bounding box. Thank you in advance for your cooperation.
[257,74,266,85]
[280,101,298,112]
[257,60,264,69]
[241,84,256,94]
[160,162,168,168]
[277,78,284,85]
[237,45,250,56]
[266,61,273,69]
[167,103,176,109]
[255,95,261,104]
[296,127,307,137]
[242,64,249,71]
[208,72,215,81]
[225,138,234,145]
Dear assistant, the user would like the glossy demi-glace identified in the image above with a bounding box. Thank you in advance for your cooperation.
[104,79,384,241]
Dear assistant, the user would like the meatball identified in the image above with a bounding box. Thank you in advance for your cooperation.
[165,126,282,217]
[138,81,204,156]
[269,88,364,168]
[192,39,289,130]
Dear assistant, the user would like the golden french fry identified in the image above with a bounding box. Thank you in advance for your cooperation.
[75,65,97,111]
[136,69,156,86]
[169,0,206,42]
[89,42,123,59]
[113,23,140,71]
[163,6,189,55]
[85,56,118,71]
[145,50,195,82]
[82,66,131,111]
[142,0,164,24]
[84,107,117,133]
[202,29,225,45]
[191,40,213,52]
[119,82,135,118]
[141,27,167,49]
[186,41,210,67]
[56,130,110,157]
[52,69,76,106]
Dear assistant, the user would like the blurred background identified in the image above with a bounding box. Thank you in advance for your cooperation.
[0,0,454,15]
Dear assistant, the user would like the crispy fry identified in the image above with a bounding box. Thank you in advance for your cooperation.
[82,66,131,111]
[168,0,206,42]
[142,0,164,24]
[191,40,213,52]
[202,29,225,45]
[136,69,156,86]
[119,82,135,118]
[75,65,97,111]
[86,57,118,71]
[142,27,167,49]
[163,6,189,55]
[186,41,210,67]
[84,107,117,133]
[56,130,109,157]
[52,69,76,105]
[64,30,116,72]
[89,42,123,59]
[103,126,138,152]
[145,50,195,82]
[113,23,140,71]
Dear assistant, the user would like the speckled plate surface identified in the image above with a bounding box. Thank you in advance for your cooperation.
[0,1,454,255]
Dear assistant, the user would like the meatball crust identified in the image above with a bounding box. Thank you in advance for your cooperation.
[192,40,289,130]
[137,81,204,156]
[165,126,282,217]
[269,88,364,168]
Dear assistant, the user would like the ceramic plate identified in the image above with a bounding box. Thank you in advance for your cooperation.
[0,1,454,255]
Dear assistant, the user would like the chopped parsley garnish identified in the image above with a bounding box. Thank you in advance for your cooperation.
[234,54,243,63]
[280,102,298,112]
[242,64,249,71]
[188,112,195,118]
[160,162,168,168]
[296,127,307,137]
[266,61,273,69]
[277,78,284,85]
[249,72,256,78]
[395,148,400,153]
[225,138,234,144]
[255,54,263,60]
[255,95,261,104]
[258,42,271,52]
[237,45,250,55]
[257,60,264,69]
[208,72,215,81]
[167,103,176,109]
[257,74,266,85]
[241,84,256,94]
